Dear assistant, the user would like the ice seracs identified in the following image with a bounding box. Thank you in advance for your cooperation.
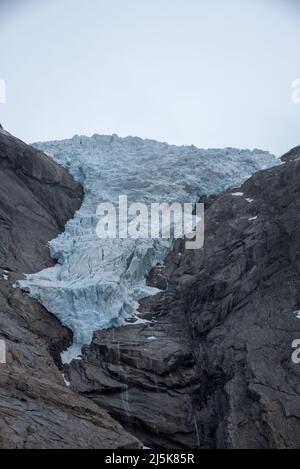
[19,134,279,359]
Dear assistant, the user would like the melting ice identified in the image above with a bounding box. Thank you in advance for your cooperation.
[19,134,278,359]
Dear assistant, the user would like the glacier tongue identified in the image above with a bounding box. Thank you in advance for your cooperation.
[19,134,279,360]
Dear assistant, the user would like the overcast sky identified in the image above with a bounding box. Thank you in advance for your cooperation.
[0,0,300,155]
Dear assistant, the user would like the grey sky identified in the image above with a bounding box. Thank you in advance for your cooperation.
[0,0,300,155]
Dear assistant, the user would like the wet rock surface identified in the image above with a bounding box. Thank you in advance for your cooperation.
[67,310,199,448]
[0,129,141,449]
[68,151,300,448]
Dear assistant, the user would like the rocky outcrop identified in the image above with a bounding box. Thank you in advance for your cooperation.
[67,151,300,448]
[281,146,300,163]
[67,306,199,448]
[0,129,141,449]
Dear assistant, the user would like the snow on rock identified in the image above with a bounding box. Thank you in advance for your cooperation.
[19,134,279,358]
[294,311,300,320]
[62,373,71,387]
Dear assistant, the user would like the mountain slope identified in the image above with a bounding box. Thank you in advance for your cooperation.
[0,128,141,449]
[67,149,300,448]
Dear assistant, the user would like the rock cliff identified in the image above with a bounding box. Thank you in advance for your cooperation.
[67,150,300,448]
[0,128,141,449]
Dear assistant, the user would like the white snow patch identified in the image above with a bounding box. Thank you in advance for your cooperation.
[248,216,258,221]
[246,198,254,203]
[62,374,70,387]
[128,315,150,326]
[294,311,300,320]
[147,336,157,341]
[232,192,244,197]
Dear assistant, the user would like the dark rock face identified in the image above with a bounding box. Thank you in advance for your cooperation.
[281,146,300,163]
[0,129,141,449]
[68,312,199,448]
[0,130,82,273]
[68,156,300,448]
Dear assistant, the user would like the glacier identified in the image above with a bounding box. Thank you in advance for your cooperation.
[19,134,279,360]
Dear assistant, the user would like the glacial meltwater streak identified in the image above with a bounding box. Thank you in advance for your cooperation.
[19,134,279,360]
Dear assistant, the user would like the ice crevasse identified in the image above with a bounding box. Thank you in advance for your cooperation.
[19,134,279,360]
